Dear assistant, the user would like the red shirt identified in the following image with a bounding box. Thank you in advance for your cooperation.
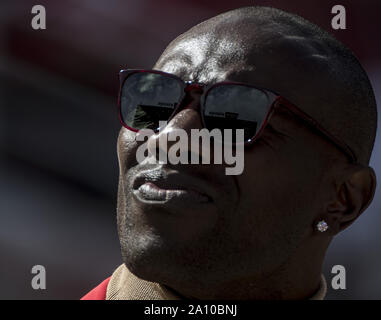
[80,277,111,300]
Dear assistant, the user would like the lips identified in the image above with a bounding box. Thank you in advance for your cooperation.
[132,168,213,205]
[136,182,210,203]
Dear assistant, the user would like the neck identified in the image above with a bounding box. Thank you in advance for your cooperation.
[169,243,327,300]
[170,266,323,300]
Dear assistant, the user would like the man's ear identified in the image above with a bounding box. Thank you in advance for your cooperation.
[326,165,377,234]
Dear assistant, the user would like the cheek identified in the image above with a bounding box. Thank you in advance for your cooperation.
[232,148,320,243]
[117,128,138,173]
[239,139,324,204]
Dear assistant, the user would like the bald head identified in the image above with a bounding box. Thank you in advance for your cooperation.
[155,6,377,164]
[117,6,377,299]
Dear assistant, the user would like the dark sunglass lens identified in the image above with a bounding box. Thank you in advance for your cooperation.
[204,85,270,142]
[120,72,182,130]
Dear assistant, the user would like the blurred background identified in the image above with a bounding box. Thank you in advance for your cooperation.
[0,0,380,299]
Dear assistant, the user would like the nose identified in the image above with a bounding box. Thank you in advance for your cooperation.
[146,86,206,163]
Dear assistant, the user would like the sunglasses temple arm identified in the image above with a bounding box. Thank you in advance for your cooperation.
[276,98,358,164]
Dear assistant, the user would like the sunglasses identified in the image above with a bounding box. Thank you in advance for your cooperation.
[118,69,357,163]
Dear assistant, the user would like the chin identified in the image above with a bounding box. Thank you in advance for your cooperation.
[120,223,182,274]
[119,225,205,284]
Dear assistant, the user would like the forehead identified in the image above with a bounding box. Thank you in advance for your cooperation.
[154,28,348,136]
[153,28,350,147]
[155,29,337,104]
[154,34,253,83]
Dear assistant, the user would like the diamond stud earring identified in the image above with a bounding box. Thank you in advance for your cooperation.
[317,220,329,232]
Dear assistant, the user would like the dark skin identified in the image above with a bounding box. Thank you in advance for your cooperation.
[116,16,376,299]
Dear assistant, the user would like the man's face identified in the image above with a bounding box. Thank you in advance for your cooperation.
[116,31,338,296]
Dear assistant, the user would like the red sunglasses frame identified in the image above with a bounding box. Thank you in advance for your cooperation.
[118,69,357,164]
